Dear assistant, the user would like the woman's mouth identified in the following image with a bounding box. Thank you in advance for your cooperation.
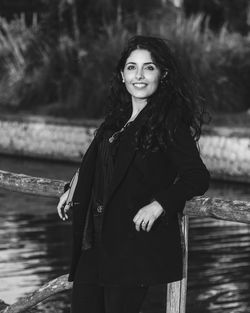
[133,83,148,89]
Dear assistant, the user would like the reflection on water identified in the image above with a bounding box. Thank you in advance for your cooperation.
[187,217,250,313]
[0,194,71,305]
[0,155,250,312]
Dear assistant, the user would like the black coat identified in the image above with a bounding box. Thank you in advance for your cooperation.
[68,120,210,285]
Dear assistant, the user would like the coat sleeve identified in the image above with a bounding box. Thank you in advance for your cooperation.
[62,134,98,196]
[154,123,210,219]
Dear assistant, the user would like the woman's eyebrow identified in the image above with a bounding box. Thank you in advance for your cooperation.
[125,62,156,65]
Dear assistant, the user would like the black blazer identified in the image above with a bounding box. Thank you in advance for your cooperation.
[68,121,210,285]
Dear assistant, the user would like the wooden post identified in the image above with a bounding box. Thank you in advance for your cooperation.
[166,215,189,313]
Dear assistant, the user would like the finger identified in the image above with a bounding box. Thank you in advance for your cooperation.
[64,204,71,220]
[135,222,140,231]
[133,215,141,231]
[135,220,143,231]
[141,220,149,231]
[57,200,66,220]
[133,211,142,223]
[57,205,64,220]
[146,219,155,232]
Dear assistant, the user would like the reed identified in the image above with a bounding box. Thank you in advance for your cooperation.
[146,13,250,112]
[0,11,249,117]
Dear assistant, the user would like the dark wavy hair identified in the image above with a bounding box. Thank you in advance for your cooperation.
[96,35,207,156]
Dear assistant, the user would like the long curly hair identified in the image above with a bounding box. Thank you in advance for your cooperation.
[96,35,207,156]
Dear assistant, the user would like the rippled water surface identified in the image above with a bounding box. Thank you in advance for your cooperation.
[0,156,250,313]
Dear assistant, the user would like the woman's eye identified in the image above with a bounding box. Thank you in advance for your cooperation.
[145,65,155,71]
[127,65,136,70]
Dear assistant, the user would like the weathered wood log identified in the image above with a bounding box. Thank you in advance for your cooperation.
[184,196,250,224]
[1,275,72,313]
[0,170,64,197]
[1,170,250,224]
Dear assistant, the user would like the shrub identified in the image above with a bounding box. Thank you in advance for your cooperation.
[0,10,250,118]
[146,13,250,112]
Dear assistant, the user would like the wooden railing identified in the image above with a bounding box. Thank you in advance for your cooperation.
[1,170,250,313]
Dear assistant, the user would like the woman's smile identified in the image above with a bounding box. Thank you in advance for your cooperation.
[132,82,148,89]
[121,49,161,104]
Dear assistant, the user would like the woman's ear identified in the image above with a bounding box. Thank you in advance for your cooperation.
[161,70,168,80]
[120,71,125,83]
[160,70,168,86]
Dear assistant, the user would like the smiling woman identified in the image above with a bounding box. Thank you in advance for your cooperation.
[121,49,161,114]
[57,35,210,313]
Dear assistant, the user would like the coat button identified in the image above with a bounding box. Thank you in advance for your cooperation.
[97,205,103,213]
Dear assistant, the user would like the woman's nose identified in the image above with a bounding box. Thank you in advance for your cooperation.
[135,68,144,80]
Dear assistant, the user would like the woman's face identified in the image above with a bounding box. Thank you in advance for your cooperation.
[121,49,161,103]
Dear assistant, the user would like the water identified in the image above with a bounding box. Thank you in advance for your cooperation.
[0,155,250,313]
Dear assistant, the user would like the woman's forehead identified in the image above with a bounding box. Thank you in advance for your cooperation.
[126,49,153,64]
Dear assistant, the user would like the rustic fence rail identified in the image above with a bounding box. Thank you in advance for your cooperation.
[1,170,250,224]
[1,170,250,313]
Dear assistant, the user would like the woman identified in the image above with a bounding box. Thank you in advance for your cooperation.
[57,35,210,313]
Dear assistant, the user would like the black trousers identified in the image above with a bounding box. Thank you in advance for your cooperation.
[71,283,148,313]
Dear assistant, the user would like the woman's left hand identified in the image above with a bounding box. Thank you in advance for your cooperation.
[133,200,165,232]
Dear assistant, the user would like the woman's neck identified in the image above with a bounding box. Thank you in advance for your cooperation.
[130,98,147,121]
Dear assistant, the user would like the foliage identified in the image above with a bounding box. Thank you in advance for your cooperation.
[183,0,250,34]
[0,17,37,106]
[146,13,250,112]
[0,7,250,118]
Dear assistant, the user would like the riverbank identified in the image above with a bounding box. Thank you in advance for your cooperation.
[1,112,250,183]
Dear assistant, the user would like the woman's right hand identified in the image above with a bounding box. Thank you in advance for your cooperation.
[57,189,70,221]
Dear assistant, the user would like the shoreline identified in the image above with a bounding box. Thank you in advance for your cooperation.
[1,113,250,183]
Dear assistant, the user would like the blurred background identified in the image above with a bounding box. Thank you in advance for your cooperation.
[1,1,250,313]
[0,0,250,118]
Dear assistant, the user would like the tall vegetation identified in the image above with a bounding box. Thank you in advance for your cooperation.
[183,0,250,34]
[0,4,249,118]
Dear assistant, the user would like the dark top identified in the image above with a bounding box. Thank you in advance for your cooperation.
[93,121,134,202]
[92,129,117,209]
[74,113,146,285]
[91,121,134,244]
